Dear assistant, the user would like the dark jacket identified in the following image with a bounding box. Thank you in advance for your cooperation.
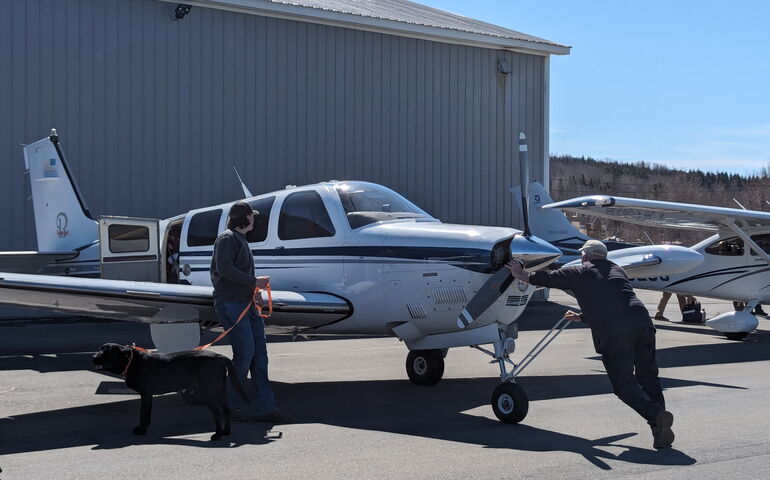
[210,229,256,303]
[529,258,652,353]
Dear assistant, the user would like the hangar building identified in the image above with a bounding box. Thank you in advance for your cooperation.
[0,0,569,251]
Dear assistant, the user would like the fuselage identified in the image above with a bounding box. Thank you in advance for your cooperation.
[36,181,560,336]
[629,231,770,303]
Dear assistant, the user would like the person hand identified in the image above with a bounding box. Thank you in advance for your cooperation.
[255,276,270,289]
[564,310,582,322]
[506,259,524,274]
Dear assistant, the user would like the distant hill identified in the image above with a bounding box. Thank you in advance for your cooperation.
[549,155,770,246]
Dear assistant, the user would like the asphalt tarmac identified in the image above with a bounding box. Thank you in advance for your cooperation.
[1,290,769,479]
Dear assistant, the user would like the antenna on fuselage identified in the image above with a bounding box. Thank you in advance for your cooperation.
[233,167,253,198]
[733,198,747,210]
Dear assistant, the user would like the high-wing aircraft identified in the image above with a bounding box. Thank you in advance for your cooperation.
[523,182,770,340]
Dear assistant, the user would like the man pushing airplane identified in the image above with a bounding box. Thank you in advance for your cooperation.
[507,239,675,450]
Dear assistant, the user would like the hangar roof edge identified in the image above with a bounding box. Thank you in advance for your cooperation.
[164,0,571,55]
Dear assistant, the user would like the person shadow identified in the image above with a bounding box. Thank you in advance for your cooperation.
[477,421,695,470]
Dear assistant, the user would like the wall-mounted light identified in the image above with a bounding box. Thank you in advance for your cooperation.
[173,4,192,21]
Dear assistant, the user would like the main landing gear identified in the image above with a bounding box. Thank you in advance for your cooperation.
[405,349,445,386]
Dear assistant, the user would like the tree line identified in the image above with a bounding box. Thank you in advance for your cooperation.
[549,155,770,246]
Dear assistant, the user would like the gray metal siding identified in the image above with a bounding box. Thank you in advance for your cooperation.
[0,0,545,251]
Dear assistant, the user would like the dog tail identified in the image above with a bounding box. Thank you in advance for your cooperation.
[225,359,250,402]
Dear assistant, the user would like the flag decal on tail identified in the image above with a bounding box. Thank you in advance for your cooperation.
[43,158,58,178]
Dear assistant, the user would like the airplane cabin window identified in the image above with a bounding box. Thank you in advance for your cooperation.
[749,233,770,255]
[278,191,336,240]
[187,209,223,246]
[704,237,744,256]
[335,182,430,229]
[108,225,150,253]
[246,196,275,243]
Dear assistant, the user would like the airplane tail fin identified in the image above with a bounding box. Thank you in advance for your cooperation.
[23,129,98,253]
[511,181,590,257]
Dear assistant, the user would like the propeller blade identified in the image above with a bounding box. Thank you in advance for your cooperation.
[519,132,531,237]
[456,267,514,329]
[455,233,563,330]
[455,131,562,330]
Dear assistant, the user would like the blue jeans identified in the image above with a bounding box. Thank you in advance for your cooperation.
[214,300,277,415]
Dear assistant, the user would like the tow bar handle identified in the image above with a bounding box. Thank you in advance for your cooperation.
[508,316,571,380]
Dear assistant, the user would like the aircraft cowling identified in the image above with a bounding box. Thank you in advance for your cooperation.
[565,245,704,278]
[376,222,518,249]
[705,310,759,333]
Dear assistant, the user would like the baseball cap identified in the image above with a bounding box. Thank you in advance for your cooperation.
[579,239,608,257]
[228,201,258,218]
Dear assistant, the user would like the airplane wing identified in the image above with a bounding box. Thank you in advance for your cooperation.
[0,272,350,328]
[542,195,770,232]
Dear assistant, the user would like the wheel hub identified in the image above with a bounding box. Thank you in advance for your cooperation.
[497,393,514,414]
[413,357,427,376]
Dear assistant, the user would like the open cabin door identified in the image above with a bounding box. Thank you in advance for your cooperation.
[99,216,161,281]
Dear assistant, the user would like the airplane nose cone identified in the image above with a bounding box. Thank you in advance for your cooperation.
[510,234,562,270]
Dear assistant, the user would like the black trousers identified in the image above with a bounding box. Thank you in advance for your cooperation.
[600,327,665,424]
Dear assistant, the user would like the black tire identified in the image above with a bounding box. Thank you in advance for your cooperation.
[724,331,749,341]
[733,301,745,311]
[491,382,529,424]
[405,349,445,386]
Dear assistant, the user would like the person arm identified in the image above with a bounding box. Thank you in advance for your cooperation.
[506,259,581,290]
[507,260,583,322]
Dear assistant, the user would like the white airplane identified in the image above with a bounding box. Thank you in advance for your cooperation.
[519,181,770,340]
[0,130,687,423]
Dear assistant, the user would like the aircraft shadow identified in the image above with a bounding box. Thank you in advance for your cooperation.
[2,373,730,467]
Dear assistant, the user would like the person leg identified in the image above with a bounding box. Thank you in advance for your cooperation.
[248,313,277,415]
[215,301,256,410]
[601,330,662,424]
[675,295,687,312]
[654,292,672,319]
[633,327,665,410]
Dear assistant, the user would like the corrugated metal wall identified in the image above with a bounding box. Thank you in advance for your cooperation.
[0,0,545,251]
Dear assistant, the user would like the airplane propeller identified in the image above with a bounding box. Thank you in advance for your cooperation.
[456,133,561,330]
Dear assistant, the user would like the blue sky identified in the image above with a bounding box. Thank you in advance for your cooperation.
[421,0,770,175]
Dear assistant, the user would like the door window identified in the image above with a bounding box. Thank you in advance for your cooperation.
[278,191,336,240]
[749,233,770,255]
[108,224,150,253]
[705,237,744,256]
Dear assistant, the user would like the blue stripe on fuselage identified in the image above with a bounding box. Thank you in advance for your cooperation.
[181,245,493,272]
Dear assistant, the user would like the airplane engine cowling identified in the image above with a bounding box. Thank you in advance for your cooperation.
[705,310,758,333]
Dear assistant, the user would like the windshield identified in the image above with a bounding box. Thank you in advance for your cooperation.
[334,182,433,229]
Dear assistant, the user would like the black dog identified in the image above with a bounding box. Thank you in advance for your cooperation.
[92,343,248,440]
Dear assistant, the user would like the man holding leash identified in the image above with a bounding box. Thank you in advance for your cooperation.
[211,201,291,423]
[507,239,674,449]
